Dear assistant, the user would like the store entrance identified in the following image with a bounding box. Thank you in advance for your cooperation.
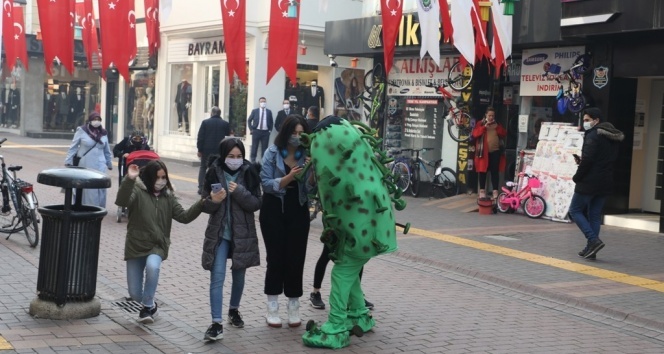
[286,66,320,117]
[642,80,664,213]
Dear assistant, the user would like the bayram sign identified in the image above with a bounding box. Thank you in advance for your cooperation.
[520,46,585,96]
[188,40,226,56]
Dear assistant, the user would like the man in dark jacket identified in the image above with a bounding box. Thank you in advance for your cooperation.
[275,99,292,132]
[569,107,624,260]
[197,106,231,195]
[305,106,320,132]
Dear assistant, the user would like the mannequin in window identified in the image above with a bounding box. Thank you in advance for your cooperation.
[57,86,70,129]
[0,84,8,128]
[7,83,20,129]
[303,80,325,116]
[70,87,86,129]
[174,79,191,132]
[132,87,146,132]
[143,87,155,144]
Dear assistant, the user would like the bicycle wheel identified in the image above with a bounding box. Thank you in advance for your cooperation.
[523,195,546,218]
[410,165,420,197]
[447,112,472,143]
[437,167,459,196]
[567,94,586,113]
[496,192,513,213]
[448,62,474,91]
[391,161,410,193]
[21,192,39,247]
[364,63,385,95]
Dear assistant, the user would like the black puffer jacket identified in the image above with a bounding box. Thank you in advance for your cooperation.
[573,122,624,195]
[200,158,262,271]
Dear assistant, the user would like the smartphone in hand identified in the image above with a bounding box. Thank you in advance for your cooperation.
[211,183,223,194]
[572,154,581,164]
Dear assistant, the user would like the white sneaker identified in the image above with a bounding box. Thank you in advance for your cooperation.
[287,299,301,327]
[266,301,282,328]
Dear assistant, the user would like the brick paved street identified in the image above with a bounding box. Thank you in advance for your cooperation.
[2,134,664,353]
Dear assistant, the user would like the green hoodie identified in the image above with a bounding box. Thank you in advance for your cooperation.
[115,177,203,261]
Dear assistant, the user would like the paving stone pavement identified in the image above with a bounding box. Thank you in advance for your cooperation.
[1,134,664,353]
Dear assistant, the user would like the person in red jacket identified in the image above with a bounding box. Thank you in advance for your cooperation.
[471,107,507,199]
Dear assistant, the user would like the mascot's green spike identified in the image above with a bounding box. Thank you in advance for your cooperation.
[302,117,408,349]
[396,222,411,234]
[300,133,313,148]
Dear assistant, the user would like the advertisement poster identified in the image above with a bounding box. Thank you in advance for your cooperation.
[520,46,585,96]
[333,68,366,123]
[386,55,465,97]
[633,99,645,150]
[529,122,584,222]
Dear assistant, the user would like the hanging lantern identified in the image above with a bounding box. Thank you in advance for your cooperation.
[500,0,519,16]
[287,0,299,18]
[478,1,492,22]
[350,58,359,68]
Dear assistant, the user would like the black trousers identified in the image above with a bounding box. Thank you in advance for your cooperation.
[479,150,502,191]
[313,243,363,289]
[260,191,310,297]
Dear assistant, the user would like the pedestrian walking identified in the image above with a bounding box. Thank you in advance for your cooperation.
[259,115,313,328]
[113,130,150,182]
[247,97,273,163]
[115,160,210,324]
[201,138,262,341]
[569,107,624,259]
[64,111,113,208]
[197,106,232,195]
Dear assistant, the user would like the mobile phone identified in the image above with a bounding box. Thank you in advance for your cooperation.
[572,153,581,163]
[211,183,223,193]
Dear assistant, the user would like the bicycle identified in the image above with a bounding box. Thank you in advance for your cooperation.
[496,171,546,218]
[0,138,40,247]
[392,148,459,198]
[426,82,473,143]
[547,54,591,114]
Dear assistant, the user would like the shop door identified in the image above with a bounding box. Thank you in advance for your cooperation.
[643,81,664,212]
[204,66,220,116]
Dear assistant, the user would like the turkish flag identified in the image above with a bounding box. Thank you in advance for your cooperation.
[380,0,403,75]
[2,1,17,72]
[471,0,490,62]
[221,0,246,84]
[267,0,299,85]
[9,6,28,71]
[98,0,137,81]
[440,0,453,43]
[36,0,75,75]
[145,0,160,56]
[76,0,100,71]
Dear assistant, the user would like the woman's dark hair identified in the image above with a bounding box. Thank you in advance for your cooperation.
[274,114,309,150]
[140,160,173,194]
[218,137,246,159]
[485,107,496,115]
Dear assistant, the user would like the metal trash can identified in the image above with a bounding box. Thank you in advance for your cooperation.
[35,167,110,306]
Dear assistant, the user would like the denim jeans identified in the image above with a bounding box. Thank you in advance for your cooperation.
[568,192,607,242]
[210,239,246,323]
[126,254,162,308]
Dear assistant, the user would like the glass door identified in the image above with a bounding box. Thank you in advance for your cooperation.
[204,65,220,115]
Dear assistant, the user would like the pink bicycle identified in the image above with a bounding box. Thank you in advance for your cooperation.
[497,172,546,218]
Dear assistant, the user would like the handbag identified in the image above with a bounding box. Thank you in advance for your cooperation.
[72,145,96,166]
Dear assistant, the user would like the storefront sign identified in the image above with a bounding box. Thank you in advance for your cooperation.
[520,46,585,96]
[386,55,463,96]
[592,66,608,89]
[188,40,226,56]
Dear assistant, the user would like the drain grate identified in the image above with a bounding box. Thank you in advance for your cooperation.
[111,299,143,314]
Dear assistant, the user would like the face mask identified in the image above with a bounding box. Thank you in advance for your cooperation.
[90,121,102,128]
[259,102,266,108]
[283,104,290,110]
[154,180,167,191]
[288,136,301,147]
[311,83,317,87]
[583,121,594,130]
[225,158,243,171]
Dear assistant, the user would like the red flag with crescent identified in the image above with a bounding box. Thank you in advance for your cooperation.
[221,0,246,84]
[144,0,160,56]
[267,0,299,85]
[380,0,404,75]
[36,0,75,75]
[0,1,16,72]
[76,0,100,70]
[98,0,136,81]
[10,6,28,71]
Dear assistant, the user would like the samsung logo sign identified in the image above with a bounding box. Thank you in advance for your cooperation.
[523,54,548,65]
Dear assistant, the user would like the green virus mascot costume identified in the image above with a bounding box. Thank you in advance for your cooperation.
[299,117,409,349]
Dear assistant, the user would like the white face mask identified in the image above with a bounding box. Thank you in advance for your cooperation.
[283,104,290,110]
[225,158,243,171]
[90,121,102,128]
[154,180,167,191]
[583,121,594,130]
[259,102,266,108]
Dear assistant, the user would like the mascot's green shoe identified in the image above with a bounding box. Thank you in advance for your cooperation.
[303,319,369,349]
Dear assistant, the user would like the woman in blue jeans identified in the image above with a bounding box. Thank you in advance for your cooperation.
[200,138,262,341]
[116,160,209,324]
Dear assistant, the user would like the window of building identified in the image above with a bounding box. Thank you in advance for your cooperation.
[169,63,193,134]
[204,65,220,115]
[124,70,156,142]
[43,65,101,132]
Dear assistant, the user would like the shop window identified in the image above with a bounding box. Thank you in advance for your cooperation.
[524,96,580,150]
[43,66,101,132]
[1,66,23,129]
[204,65,220,115]
[125,70,156,143]
[229,76,247,137]
[169,63,193,134]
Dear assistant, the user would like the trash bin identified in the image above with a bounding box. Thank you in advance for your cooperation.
[35,167,110,306]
